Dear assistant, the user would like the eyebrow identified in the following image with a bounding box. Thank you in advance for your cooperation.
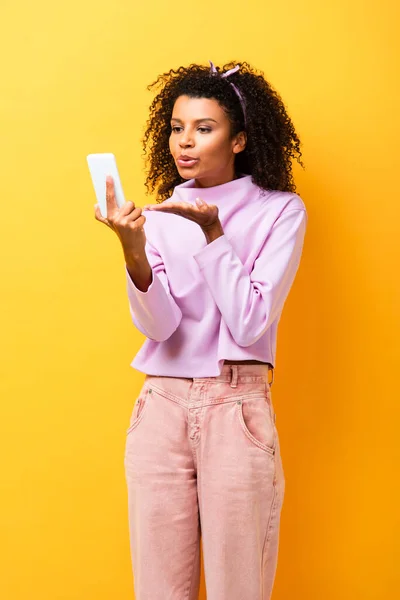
[170,117,218,124]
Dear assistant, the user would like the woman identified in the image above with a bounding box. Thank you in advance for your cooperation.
[95,59,307,600]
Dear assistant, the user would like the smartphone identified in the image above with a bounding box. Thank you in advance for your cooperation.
[86,153,126,218]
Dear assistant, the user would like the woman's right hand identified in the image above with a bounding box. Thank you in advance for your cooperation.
[94,176,147,259]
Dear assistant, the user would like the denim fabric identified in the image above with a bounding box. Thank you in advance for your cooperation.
[124,363,285,599]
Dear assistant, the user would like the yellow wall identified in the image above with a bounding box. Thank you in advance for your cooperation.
[1,1,398,598]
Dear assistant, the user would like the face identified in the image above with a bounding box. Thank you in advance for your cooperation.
[169,95,246,188]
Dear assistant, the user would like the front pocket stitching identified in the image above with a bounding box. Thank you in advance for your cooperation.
[126,389,150,435]
[236,400,276,456]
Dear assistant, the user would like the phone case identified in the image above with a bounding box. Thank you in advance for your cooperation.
[86,153,126,218]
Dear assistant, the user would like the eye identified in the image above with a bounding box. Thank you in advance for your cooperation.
[170,126,212,133]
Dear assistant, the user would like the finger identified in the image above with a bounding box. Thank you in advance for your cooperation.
[105,175,118,216]
[94,203,105,221]
[119,200,136,216]
[143,205,184,216]
[125,204,144,222]
[144,202,197,214]
[94,204,112,228]
[135,214,146,229]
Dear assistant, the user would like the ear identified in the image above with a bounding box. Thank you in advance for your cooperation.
[232,130,247,155]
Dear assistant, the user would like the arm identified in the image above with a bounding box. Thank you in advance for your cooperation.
[193,209,307,347]
[125,237,182,341]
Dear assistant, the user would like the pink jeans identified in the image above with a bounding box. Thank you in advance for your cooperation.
[124,363,285,600]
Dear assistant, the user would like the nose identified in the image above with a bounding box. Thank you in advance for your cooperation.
[179,138,193,148]
[178,131,194,147]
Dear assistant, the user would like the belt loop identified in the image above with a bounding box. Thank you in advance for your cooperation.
[269,366,274,387]
[230,365,238,388]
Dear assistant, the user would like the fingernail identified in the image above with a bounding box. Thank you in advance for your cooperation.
[195,197,204,205]
[106,175,112,183]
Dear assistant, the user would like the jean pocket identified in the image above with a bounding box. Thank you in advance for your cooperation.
[236,390,276,456]
[126,386,151,435]
[265,382,276,424]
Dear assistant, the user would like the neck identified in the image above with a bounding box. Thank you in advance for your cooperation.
[192,169,241,189]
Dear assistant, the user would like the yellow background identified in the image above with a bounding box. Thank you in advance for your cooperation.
[1,1,399,598]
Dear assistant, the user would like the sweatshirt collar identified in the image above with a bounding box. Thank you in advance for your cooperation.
[172,173,258,206]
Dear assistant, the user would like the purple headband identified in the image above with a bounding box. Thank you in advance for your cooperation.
[209,60,247,128]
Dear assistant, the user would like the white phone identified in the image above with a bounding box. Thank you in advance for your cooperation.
[86,153,126,218]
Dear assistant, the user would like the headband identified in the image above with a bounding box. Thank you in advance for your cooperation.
[209,60,247,128]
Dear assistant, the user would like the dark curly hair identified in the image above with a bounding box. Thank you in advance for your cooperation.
[141,60,305,203]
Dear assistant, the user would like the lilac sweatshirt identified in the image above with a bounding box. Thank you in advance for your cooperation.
[125,173,307,377]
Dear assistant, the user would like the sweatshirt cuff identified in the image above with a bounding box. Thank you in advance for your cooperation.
[192,234,232,269]
[125,264,182,341]
[125,263,156,295]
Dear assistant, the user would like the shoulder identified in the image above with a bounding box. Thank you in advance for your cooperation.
[259,188,306,212]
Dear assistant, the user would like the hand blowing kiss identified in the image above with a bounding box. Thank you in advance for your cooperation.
[142,197,224,244]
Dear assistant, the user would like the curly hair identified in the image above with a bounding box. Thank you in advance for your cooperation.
[141,60,305,203]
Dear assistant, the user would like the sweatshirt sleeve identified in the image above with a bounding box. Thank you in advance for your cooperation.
[125,237,182,341]
[192,208,307,347]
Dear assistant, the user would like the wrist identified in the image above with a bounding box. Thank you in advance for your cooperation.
[125,251,153,292]
[124,248,146,267]
[201,219,224,243]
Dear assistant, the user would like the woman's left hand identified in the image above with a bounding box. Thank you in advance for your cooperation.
[142,197,219,229]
